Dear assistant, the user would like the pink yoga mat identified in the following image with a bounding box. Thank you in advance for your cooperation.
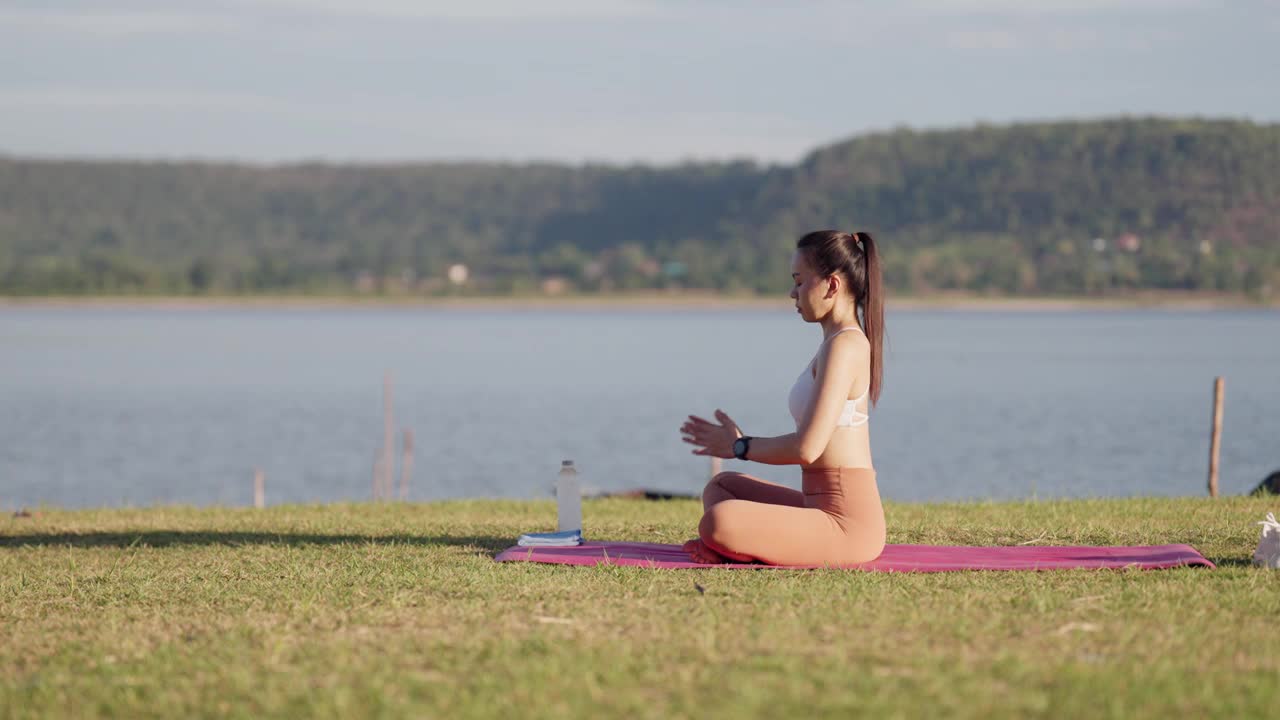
[495,541,1215,572]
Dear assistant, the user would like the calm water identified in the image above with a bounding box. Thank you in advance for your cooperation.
[1,306,1277,509]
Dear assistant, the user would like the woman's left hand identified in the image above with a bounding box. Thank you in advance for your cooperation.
[680,409,743,458]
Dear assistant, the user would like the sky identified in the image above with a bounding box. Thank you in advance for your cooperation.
[2,0,1278,165]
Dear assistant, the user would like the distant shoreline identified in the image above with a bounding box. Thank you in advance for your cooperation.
[0,291,1273,312]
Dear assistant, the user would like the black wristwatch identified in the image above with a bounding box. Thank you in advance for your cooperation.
[732,436,753,461]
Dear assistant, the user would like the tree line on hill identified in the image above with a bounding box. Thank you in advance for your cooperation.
[1,116,1277,299]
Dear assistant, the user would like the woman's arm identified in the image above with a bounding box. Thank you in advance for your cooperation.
[678,333,864,465]
[729,432,804,465]
[790,332,863,464]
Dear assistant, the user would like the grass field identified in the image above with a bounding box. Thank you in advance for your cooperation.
[2,496,1276,719]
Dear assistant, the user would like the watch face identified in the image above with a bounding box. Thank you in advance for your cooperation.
[733,438,745,457]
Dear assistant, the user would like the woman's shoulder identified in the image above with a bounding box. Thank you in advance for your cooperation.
[817,328,869,367]
[826,328,869,354]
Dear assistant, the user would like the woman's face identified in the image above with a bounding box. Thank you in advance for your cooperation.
[789,250,830,322]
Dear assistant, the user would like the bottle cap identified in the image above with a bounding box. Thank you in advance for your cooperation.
[562,460,574,466]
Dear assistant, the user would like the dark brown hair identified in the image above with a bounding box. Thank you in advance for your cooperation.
[796,230,885,406]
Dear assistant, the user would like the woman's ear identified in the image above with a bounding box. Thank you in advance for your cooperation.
[825,274,840,299]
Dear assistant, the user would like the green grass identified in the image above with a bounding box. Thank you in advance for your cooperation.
[2,496,1277,719]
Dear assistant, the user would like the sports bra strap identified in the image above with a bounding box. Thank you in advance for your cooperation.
[821,326,864,345]
[810,325,867,374]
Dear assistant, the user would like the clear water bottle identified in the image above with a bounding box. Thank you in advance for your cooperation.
[556,460,582,532]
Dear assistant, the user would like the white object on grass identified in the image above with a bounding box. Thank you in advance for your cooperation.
[517,529,583,547]
[1253,512,1280,569]
[556,459,581,533]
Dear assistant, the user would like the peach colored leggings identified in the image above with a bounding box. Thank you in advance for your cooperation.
[698,468,886,566]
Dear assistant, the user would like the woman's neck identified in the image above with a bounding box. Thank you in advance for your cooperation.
[820,301,860,340]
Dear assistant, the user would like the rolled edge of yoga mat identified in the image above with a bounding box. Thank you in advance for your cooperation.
[494,541,1216,572]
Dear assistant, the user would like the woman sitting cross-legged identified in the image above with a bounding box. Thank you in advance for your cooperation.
[679,230,887,566]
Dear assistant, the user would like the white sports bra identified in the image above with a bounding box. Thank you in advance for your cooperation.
[787,326,870,429]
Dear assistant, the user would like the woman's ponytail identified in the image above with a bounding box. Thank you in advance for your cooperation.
[854,231,884,407]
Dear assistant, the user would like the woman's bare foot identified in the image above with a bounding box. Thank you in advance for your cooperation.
[682,538,729,564]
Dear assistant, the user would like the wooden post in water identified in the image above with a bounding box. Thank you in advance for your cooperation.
[253,468,265,509]
[400,429,414,501]
[382,373,395,501]
[1208,377,1224,498]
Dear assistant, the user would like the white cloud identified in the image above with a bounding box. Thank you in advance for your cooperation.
[940,29,1024,50]
[229,0,667,21]
[907,0,1212,12]
[0,89,289,112]
[460,109,815,164]
[0,8,241,36]
[939,20,1188,51]
[941,27,1112,51]
[0,89,817,163]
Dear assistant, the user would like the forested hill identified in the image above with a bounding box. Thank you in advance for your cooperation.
[2,117,1277,298]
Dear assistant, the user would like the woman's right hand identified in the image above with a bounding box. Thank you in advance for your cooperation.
[680,409,743,458]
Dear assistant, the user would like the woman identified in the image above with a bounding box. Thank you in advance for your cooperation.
[678,230,886,566]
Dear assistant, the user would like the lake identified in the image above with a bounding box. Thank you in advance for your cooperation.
[1,304,1276,509]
